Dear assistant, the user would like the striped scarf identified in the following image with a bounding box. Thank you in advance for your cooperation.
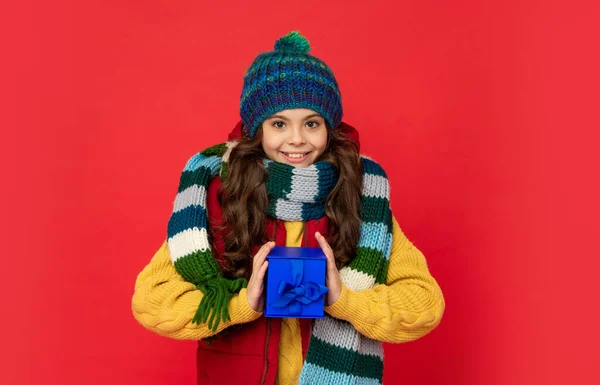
[167,142,393,385]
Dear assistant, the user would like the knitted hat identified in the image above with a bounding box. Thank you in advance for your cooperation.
[240,31,343,138]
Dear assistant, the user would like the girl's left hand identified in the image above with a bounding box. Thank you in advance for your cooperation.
[315,231,342,306]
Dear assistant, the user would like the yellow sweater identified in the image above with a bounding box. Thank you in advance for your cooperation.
[132,217,445,385]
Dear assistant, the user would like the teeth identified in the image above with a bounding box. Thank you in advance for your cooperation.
[284,152,307,159]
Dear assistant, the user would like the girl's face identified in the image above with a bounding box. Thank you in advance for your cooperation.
[261,108,328,168]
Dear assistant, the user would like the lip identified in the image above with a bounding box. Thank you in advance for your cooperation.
[280,151,310,163]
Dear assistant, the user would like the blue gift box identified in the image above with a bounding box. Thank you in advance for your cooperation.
[264,246,328,318]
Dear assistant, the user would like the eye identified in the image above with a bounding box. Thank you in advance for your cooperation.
[272,121,286,129]
[306,120,321,128]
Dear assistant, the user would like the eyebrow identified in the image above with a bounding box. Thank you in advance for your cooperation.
[266,113,324,121]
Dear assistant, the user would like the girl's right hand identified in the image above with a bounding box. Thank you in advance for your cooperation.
[246,241,275,312]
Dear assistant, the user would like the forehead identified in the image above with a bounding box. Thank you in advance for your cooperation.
[266,108,323,120]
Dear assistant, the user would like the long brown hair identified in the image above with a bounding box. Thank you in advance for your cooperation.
[217,126,362,279]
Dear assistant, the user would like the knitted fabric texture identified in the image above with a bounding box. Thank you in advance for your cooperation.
[240,31,343,137]
[167,142,392,384]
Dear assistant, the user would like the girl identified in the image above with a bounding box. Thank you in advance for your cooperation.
[132,31,445,385]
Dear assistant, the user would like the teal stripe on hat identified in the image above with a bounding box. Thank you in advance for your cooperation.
[240,69,341,105]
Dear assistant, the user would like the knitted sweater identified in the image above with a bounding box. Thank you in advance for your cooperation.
[132,216,445,384]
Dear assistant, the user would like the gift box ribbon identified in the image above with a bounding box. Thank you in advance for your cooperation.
[271,259,328,315]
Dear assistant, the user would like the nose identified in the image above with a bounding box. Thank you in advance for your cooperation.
[288,126,306,145]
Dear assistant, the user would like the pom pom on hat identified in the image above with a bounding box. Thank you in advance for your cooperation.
[274,31,312,54]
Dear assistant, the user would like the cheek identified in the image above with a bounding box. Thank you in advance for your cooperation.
[313,131,328,153]
[261,136,279,156]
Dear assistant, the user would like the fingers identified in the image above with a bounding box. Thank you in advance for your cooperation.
[257,260,269,281]
[315,232,342,305]
[250,241,274,285]
[248,260,268,295]
[315,232,333,256]
[253,241,275,270]
[315,232,336,270]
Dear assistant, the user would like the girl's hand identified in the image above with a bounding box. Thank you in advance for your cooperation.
[315,232,342,305]
[246,241,275,312]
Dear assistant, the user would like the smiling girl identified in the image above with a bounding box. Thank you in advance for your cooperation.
[132,31,445,385]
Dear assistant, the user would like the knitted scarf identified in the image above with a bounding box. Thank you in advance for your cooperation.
[167,142,393,385]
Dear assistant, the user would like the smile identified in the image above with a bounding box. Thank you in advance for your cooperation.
[281,152,310,163]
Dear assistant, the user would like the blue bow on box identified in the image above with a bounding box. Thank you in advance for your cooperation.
[269,259,328,316]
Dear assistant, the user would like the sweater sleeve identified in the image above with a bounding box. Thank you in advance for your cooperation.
[324,216,445,343]
[131,241,262,340]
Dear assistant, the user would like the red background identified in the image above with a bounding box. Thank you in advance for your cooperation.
[2,1,599,384]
